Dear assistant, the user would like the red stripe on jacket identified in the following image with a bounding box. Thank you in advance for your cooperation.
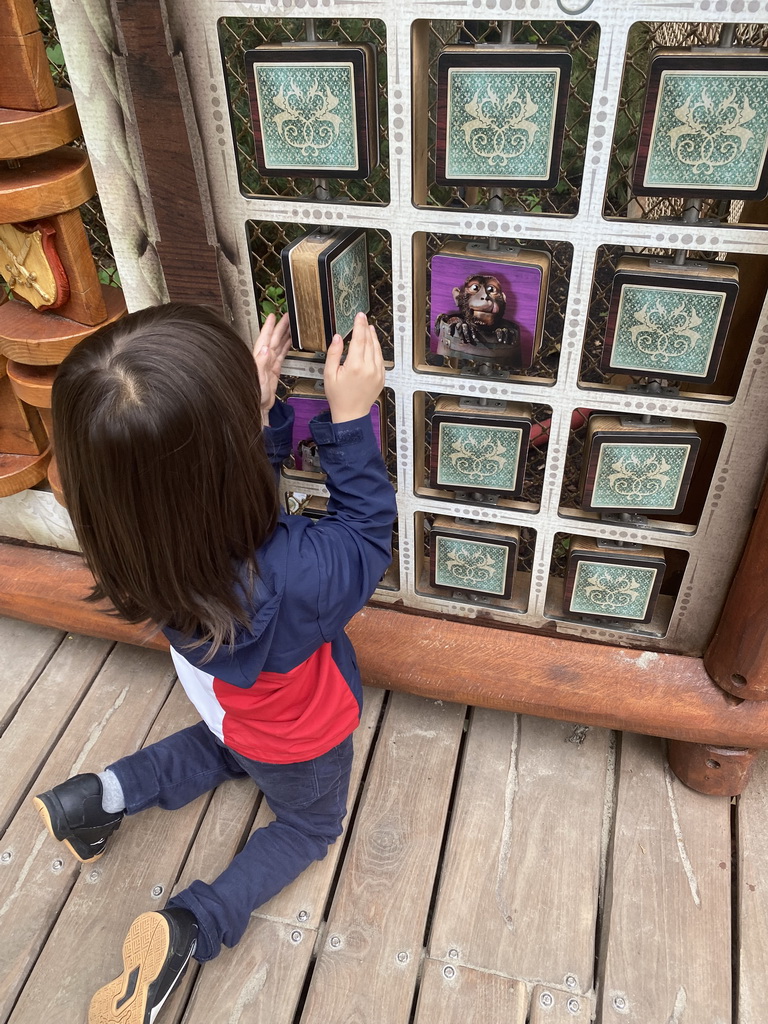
[213,642,360,764]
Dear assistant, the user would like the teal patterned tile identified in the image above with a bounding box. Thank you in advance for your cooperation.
[251,61,359,172]
[434,535,509,595]
[329,232,369,340]
[569,560,659,620]
[436,422,523,491]
[611,283,725,378]
[592,442,692,511]
[646,70,768,191]
[445,68,562,181]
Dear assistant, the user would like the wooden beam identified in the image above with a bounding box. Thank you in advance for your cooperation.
[705,476,768,700]
[703,197,768,701]
[1,541,767,748]
[111,0,222,309]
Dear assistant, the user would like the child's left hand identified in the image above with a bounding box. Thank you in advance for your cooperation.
[254,314,292,419]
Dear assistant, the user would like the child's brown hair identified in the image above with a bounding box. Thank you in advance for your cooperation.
[53,302,278,654]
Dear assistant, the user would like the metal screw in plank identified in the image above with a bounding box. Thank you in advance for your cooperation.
[151,885,164,898]
[291,930,302,943]
[443,966,455,980]
[329,935,341,949]
[88,869,100,882]
[540,991,554,1008]
[565,974,578,989]
[567,998,581,1015]
[613,995,627,1011]
[297,910,309,922]
[396,951,408,963]
[51,859,64,872]
[1,851,12,864]
[448,948,459,959]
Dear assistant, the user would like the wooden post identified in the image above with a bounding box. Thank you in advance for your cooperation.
[704,480,768,701]
[702,199,768,703]
[667,741,758,796]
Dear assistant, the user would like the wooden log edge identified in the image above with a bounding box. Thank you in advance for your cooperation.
[0,540,766,748]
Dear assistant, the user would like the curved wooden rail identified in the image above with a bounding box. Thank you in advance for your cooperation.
[1,541,767,750]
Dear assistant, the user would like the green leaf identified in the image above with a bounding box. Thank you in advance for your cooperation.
[46,43,64,66]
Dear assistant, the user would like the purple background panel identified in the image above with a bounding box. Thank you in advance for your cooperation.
[286,394,382,470]
[430,253,544,368]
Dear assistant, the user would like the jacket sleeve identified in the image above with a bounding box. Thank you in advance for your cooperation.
[301,409,397,641]
[263,400,294,482]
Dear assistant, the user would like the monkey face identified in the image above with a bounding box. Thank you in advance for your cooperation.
[452,276,507,327]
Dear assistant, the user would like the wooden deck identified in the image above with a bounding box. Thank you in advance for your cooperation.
[0,615,766,1024]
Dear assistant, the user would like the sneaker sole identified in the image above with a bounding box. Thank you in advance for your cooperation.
[32,795,104,865]
[88,912,179,1024]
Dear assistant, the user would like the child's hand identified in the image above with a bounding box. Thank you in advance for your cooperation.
[323,312,385,424]
[254,313,291,419]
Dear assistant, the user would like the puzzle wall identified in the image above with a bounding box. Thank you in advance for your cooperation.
[54,1,768,656]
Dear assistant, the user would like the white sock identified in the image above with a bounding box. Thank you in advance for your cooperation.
[98,769,126,813]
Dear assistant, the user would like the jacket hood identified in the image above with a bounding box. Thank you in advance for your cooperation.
[163,566,285,689]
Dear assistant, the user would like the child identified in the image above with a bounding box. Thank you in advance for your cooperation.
[33,303,396,1024]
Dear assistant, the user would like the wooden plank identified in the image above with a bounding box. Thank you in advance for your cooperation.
[112,0,222,308]
[428,711,610,990]
[414,959,528,1024]
[0,284,125,365]
[180,689,386,1024]
[5,362,55,409]
[299,691,466,1024]
[736,751,768,1024]
[0,89,81,160]
[0,449,51,497]
[529,984,592,1024]
[158,773,263,1023]
[7,678,206,1024]
[0,616,63,732]
[0,633,111,832]
[4,547,768,750]
[0,147,94,222]
[0,645,176,1021]
[597,733,731,1024]
[184,919,315,1024]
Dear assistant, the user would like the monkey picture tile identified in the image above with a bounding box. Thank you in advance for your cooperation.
[285,380,385,480]
[430,241,550,372]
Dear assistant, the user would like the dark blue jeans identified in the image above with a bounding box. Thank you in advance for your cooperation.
[108,722,353,961]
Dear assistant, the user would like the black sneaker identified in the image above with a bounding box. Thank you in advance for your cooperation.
[32,773,123,863]
[88,909,198,1024]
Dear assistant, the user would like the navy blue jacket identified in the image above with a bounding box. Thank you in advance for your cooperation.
[163,400,397,762]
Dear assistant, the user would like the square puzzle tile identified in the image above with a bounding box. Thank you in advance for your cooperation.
[634,50,768,198]
[246,44,378,178]
[436,47,571,187]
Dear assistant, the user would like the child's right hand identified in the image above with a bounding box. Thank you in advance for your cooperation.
[323,312,385,424]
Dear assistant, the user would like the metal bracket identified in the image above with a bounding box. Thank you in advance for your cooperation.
[599,511,649,529]
[466,241,520,257]
[620,414,673,428]
[458,396,506,412]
